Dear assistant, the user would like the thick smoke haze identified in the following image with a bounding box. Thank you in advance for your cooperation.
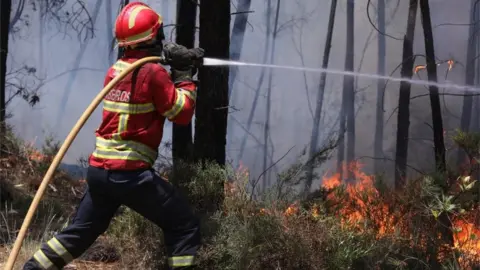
[7,0,473,188]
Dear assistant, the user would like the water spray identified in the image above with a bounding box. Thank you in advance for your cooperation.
[203,57,480,93]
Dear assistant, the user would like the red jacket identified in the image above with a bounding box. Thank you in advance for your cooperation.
[88,50,196,170]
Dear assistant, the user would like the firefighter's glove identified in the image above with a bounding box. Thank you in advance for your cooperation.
[163,42,204,83]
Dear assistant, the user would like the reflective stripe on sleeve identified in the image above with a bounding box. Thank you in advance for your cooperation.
[163,88,188,119]
[168,255,195,267]
[103,100,155,114]
[46,237,74,263]
[96,137,157,162]
[33,249,57,270]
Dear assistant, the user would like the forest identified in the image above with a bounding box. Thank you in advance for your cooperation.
[0,0,479,269]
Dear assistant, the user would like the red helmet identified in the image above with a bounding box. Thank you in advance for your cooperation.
[114,2,163,47]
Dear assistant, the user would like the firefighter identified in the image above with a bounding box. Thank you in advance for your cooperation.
[23,2,204,270]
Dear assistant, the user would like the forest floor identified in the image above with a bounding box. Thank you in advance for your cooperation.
[1,127,479,269]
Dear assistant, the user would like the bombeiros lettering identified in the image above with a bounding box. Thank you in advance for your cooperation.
[105,89,131,103]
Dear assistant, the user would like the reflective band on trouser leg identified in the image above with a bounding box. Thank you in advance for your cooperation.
[168,255,195,268]
[163,89,187,119]
[33,249,58,270]
[46,237,74,264]
[103,100,155,114]
[95,137,158,163]
[92,148,155,164]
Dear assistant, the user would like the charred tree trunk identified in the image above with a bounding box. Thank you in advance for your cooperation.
[304,0,337,194]
[194,0,230,165]
[262,0,281,192]
[0,0,11,156]
[226,0,252,153]
[419,0,446,173]
[162,0,170,25]
[345,0,355,182]
[117,0,129,60]
[458,0,477,166]
[172,0,197,163]
[105,0,114,65]
[374,0,386,175]
[394,0,418,189]
[419,0,453,262]
[338,0,355,182]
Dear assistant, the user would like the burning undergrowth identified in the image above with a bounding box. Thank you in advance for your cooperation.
[315,162,480,268]
[197,157,479,269]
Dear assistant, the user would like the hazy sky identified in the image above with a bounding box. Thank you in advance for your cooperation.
[7,0,473,186]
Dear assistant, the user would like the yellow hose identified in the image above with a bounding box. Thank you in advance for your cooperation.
[4,56,163,270]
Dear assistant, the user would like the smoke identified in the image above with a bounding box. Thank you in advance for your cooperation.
[7,0,473,188]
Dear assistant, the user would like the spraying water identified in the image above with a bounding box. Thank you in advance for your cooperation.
[203,57,480,93]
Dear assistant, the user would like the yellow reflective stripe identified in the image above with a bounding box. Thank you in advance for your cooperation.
[168,255,195,267]
[163,89,187,119]
[92,148,154,164]
[103,100,155,114]
[47,237,73,263]
[129,6,150,29]
[112,60,131,72]
[181,89,197,102]
[96,137,157,162]
[111,112,129,141]
[33,250,57,270]
[118,114,129,133]
[124,28,153,43]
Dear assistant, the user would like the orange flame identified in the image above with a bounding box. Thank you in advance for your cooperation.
[320,161,479,261]
[29,150,46,162]
[414,59,455,74]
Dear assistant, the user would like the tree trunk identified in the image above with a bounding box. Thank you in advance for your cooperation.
[262,0,281,192]
[117,0,130,60]
[228,0,252,93]
[457,0,477,165]
[395,0,418,189]
[338,0,355,182]
[474,1,480,133]
[194,0,230,165]
[226,0,252,153]
[419,1,453,262]
[162,0,170,25]
[105,0,114,65]
[345,0,355,182]
[0,0,11,156]
[419,0,446,173]
[237,1,272,164]
[172,0,197,163]
[304,0,338,194]
[374,0,386,175]
[54,0,104,130]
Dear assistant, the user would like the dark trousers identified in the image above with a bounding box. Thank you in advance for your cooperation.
[23,165,201,270]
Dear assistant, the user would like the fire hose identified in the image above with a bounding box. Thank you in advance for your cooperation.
[4,56,164,270]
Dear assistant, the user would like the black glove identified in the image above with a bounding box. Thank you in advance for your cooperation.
[162,42,204,83]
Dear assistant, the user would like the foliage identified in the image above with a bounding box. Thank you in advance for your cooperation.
[0,128,479,269]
